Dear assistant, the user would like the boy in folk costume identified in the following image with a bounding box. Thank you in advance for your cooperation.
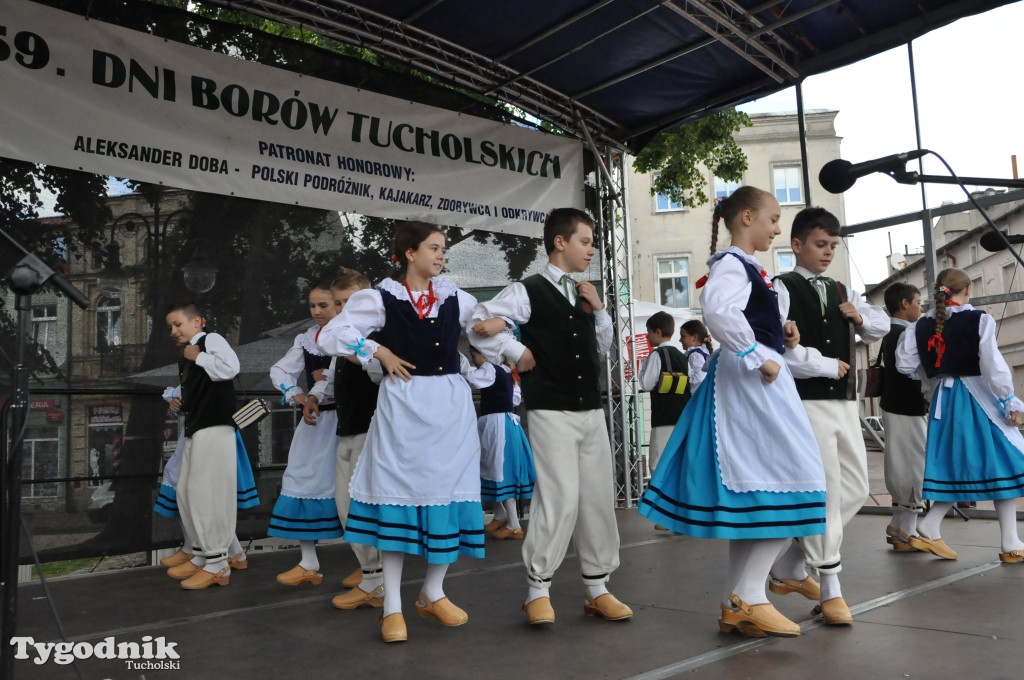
[638,311,690,477]
[770,207,889,625]
[879,283,928,551]
[163,302,243,589]
[468,207,632,625]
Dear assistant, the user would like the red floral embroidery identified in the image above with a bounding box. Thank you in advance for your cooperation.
[760,269,774,289]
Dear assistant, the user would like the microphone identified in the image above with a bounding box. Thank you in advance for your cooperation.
[819,149,929,193]
[980,230,1024,252]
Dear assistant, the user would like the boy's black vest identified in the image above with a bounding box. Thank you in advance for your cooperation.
[376,285,461,376]
[519,274,602,411]
[334,357,380,437]
[651,345,689,427]
[479,363,514,416]
[729,253,784,353]
[776,271,851,400]
[914,310,983,379]
[880,323,928,416]
[178,334,237,437]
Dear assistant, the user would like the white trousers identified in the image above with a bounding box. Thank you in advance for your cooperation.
[799,400,869,573]
[648,425,673,475]
[881,411,928,511]
[522,409,620,588]
[178,425,236,560]
[335,433,381,571]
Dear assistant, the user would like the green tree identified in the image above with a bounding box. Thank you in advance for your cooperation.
[632,109,752,208]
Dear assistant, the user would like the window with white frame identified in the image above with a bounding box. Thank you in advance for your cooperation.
[653,174,684,213]
[32,305,58,357]
[772,164,803,205]
[22,426,59,497]
[95,295,122,351]
[775,249,796,274]
[969,243,978,265]
[714,177,741,200]
[656,256,690,308]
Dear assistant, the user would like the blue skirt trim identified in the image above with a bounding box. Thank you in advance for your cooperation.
[481,417,536,502]
[923,379,1024,501]
[235,431,260,509]
[153,483,179,519]
[638,355,827,540]
[267,495,343,540]
[153,431,260,517]
[343,500,485,564]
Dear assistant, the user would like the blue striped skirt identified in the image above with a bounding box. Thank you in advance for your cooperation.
[923,379,1024,501]
[343,500,485,564]
[267,495,343,540]
[481,416,535,502]
[639,355,827,539]
[153,430,259,518]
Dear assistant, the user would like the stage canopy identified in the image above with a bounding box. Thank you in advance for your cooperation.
[200,0,1017,152]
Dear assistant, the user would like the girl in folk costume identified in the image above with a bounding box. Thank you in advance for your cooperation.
[680,319,713,394]
[639,187,827,638]
[267,281,344,585]
[896,268,1024,562]
[467,346,536,540]
[317,221,483,643]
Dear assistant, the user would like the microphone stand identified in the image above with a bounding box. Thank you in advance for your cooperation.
[882,151,1024,271]
[1,225,89,680]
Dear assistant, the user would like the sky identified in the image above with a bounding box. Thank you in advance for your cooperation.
[736,1,1024,290]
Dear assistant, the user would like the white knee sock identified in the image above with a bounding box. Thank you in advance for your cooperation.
[724,540,752,606]
[204,557,227,573]
[585,583,609,600]
[189,554,206,567]
[503,499,521,530]
[359,568,384,594]
[891,507,920,537]
[381,552,404,616]
[995,499,1024,553]
[492,502,508,522]
[770,539,808,582]
[917,502,952,539]
[732,539,786,606]
[298,540,319,572]
[228,535,244,560]
[179,521,195,554]
[421,563,450,603]
[819,571,842,602]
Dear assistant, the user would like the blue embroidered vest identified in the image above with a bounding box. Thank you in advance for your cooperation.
[728,253,784,354]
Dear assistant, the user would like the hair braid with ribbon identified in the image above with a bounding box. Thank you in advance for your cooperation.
[928,268,971,368]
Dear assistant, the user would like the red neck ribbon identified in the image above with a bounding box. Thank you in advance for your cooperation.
[403,280,438,320]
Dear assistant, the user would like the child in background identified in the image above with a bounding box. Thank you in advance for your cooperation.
[897,268,1024,563]
[267,281,344,586]
[467,346,536,540]
[638,311,689,477]
[164,302,243,589]
[155,384,253,570]
[318,222,483,643]
[679,319,713,394]
[639,187,826,638]
[317,268,386,611]
[879,282,928,551]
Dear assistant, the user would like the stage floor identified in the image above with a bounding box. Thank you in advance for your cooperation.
[10,506,1024,680]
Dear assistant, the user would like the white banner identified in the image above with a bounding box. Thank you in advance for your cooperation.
[0,1,584,237]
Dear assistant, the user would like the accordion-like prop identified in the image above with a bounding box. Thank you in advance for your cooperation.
[232,398,270,430]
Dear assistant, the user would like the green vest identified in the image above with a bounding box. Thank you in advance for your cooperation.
[777,272,851,400]
[178,334,237,437]
[650,345,689,427]
[519,274,602,411]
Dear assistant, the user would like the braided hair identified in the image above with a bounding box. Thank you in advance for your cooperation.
[929,268,971,367]
[681,319,713,353]
[711,186,774,257]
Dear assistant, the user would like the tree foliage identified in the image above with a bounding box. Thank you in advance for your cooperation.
[632,109,752,209]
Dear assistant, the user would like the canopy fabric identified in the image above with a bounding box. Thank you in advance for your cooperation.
[199,0,1016,152]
